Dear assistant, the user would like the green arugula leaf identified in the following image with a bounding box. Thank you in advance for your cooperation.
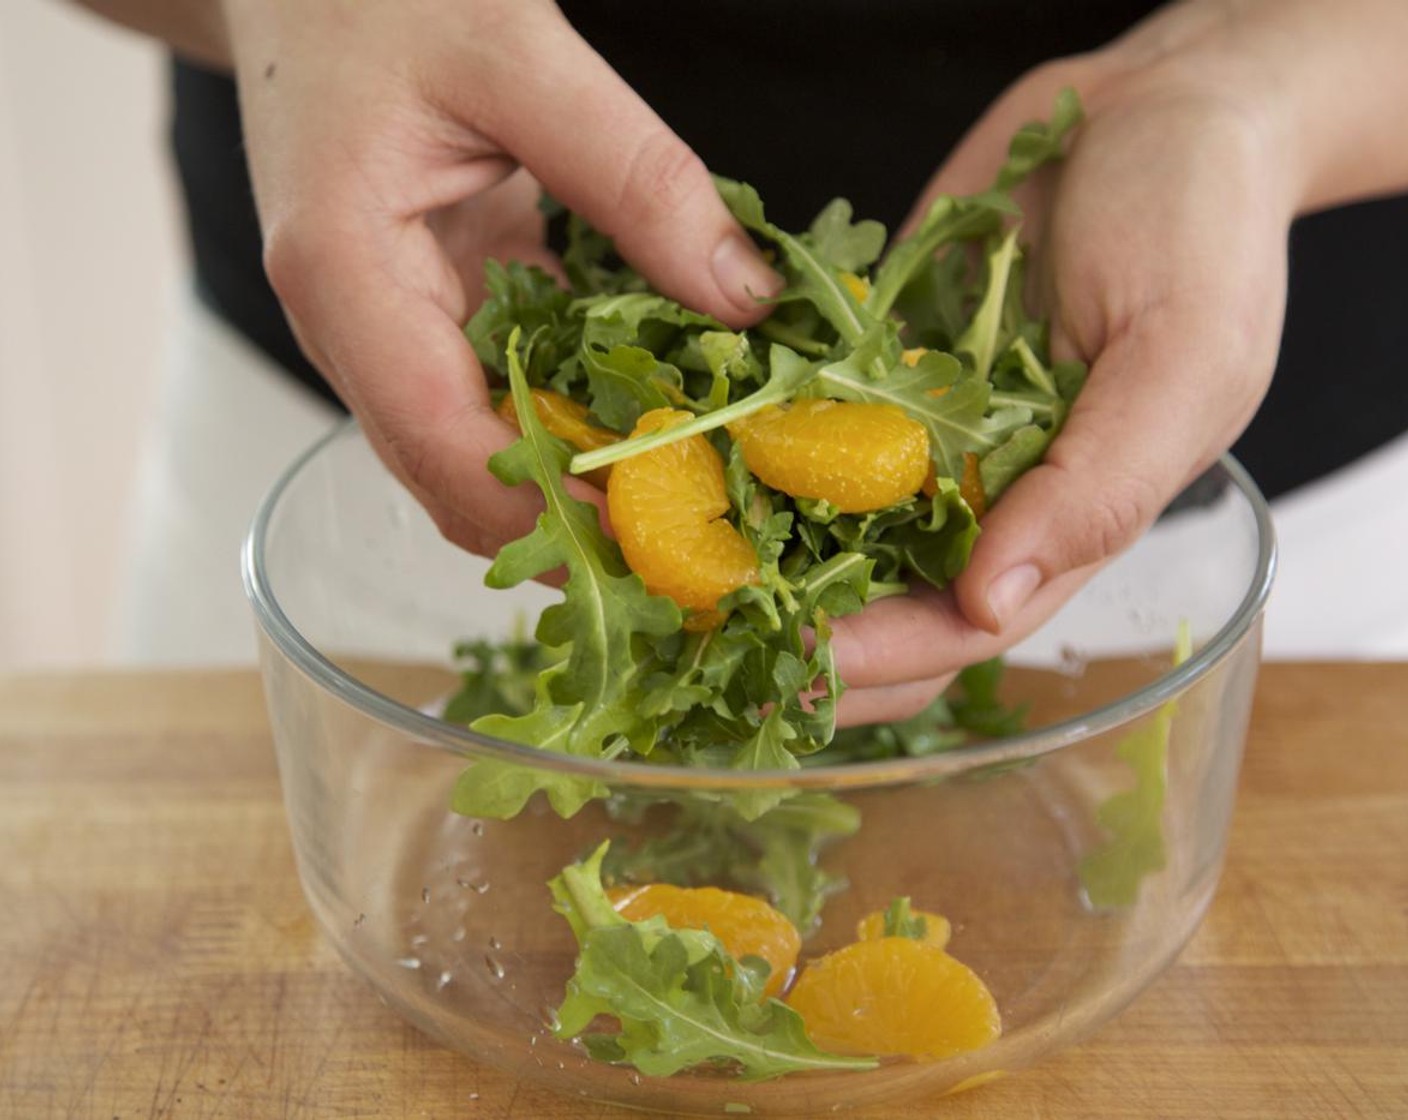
[880,896,929,940]
[579,342,676,431]
[464,260,578,382]
[866,192,1013,322]
[979,423,1051,503]
[995,86,1084,190]
[728,709,801,822]
[1079,624,1193,907]
[451,330,684,817]
[484,334,681,725]
[549,843,874,1078]
[823,657,1027,764]
[571,343,818,475]
[954,228,1022,380]
[604,793,859,933]
[867,87,1081,321]
[805,197,887,272]
[442,631,551,725]
[949,657,1029,739]
[717,178,871,346]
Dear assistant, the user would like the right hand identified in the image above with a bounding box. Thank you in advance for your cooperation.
[220,0,780,554]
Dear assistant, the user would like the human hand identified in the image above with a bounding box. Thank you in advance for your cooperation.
[220,0,780,555]
[831,4,1305,723]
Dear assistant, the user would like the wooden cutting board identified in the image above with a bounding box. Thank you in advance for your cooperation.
[0,663,1405,1119]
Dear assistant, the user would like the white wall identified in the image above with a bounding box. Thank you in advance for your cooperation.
[0,1,180,669]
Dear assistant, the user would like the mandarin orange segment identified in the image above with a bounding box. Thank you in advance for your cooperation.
[607,884,801,998]
[856,907,952,950]
[729,399,930,514]
[786,937,1001,1060]
[959,451,988,519]
[840,271,872,304]
[606,408,758,622]
[920,450,987,517]
[497,388,619,489]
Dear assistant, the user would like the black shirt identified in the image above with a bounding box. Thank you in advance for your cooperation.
[169,1,1408,500]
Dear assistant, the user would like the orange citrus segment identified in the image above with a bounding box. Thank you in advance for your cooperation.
[840,271,871,304]
[786,937,1001,1060]
[900,347,929,368]
[920,451,987,518]
[856,907,952,950]
[607,884,801,999]
[959,451,988,519]
[606,408,758,623]
[497,388,619,489]
[729,399,930,514]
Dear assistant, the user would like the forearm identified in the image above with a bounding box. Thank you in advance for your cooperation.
[1108,0,1408,213]
[63,0,229,69]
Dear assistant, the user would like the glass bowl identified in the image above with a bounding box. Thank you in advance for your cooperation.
[243,422,1273,1115]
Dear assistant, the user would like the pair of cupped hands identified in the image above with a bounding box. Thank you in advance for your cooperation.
[222,0,1298,725]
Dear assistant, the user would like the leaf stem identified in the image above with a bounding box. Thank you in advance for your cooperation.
[1010,336,1056,395]
[955,227,1020,381]
[571,348,818,474]
[757,319,832,357]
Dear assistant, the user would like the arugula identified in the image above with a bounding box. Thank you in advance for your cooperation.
[449,92,1083,821]
[603,792,861,933]
[822,657,1026,763]
[1078,623,1194,907]
[451,329,680,818]
[879,896,929,941]
[549,843,875,1079]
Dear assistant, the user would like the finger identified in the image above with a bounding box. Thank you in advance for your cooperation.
[835,673,956,729]
[830,569,1096,689]
[476,12,782,324]
[429,168,565,310]
[268,206,607,559]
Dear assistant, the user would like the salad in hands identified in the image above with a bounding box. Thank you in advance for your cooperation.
[446,91,1084,822]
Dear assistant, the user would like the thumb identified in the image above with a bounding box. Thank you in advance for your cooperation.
[486,12,781,323]
[953,304,1269,634]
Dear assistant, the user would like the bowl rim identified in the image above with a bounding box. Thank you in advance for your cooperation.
[242,421,1276,792]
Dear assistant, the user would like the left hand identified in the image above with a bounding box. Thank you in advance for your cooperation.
[831,7,1302,724]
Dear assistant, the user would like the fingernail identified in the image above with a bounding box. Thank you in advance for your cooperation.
[712,234,782,311]
[987,564,1041,630]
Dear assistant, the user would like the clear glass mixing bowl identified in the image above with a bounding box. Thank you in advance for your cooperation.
[243,422,1273,1115]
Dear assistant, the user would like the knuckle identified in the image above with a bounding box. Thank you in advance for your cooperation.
[261,216,335,314]
[1085,473,1160,562]
[617,131,709,229]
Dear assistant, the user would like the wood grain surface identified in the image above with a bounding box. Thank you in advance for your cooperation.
[1,664,1405,1119]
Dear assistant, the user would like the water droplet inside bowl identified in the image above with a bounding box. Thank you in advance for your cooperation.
[436,970,453,991]
[488,936,502,951]
[422,887,431,905]
[485,955,505,981]
[395,957,422,970]
[470,821,485,837]
[451,927,466,943]
[1058,644,1088,677]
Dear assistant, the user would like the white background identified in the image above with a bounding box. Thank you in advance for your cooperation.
[0,1,178,669]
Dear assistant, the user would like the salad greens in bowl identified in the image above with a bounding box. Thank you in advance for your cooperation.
[243,93,1273,1114]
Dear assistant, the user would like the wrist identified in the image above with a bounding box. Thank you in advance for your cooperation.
[1101,0,1408,215]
